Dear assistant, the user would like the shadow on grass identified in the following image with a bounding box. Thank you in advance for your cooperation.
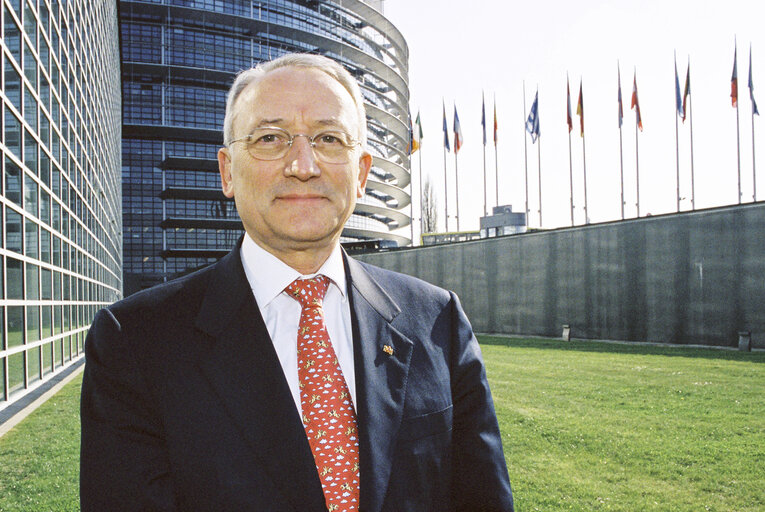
[478,335,765,363]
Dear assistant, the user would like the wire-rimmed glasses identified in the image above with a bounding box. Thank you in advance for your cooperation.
[228,126,360,164]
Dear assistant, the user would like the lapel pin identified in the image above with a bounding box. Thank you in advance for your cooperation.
[382,344,394,356]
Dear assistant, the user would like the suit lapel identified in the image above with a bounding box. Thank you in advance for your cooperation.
[346,256,414,512]
[194,247,325,511]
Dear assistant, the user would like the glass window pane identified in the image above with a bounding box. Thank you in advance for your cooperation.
[23,0,37,47]
[53,271,61,300]
[29,347,41,382]
[5,158,23,205]
[4,112,22,158]
[4,7,22,64]
[40,228,51,262]
[6,257,23,299]
[7,305,24,347]
[24,172,38,215]
[0,357,5,401]
[24,85,38,131]
[54,337,62,366]
[26,305,40,343]
[41,305,52,338]
[26,262,39,299]
[54,304,62,334]
[8,352,25,397]
[42,342,53,376]
[52,235,60,266]
[4,64,22,111]
[24,130,38,174]
[40,152,51,188]
[25,217,38,258]
[6,208,23,253]
[24,42,37,88]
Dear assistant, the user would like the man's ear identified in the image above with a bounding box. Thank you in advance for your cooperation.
[356,151,372,198]
[218,147,235,198]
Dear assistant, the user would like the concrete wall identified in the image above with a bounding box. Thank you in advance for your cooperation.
[356,203,765,348]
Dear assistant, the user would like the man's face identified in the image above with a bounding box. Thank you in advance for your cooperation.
[218,66,371,260]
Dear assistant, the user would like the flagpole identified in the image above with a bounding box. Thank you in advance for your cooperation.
[753,106,758,202]
[455,149,460,231]
[410,153,415,244]
[443,143,449,232]
[619,123,625,220]
[674,53,681,213]
[442,100,449,232]
[567,75,574,226]
[538,129,543,227]
[688,59,696,210]
[418,141,423,240]
[582,128,589,224]
[576,79,588,223]
[494,93,499,208]
[635,113,640,217]
[734,41,742,205]
[737,96,742,204]
[751,44,758,202]
[523,81,529,227]
[618,64,625,220]
[568,124,574,226]
[482,92,487,216]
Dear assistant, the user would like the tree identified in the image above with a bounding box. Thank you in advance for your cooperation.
[421,176,438,234]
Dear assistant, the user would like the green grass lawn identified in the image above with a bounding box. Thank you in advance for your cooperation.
[0,373,81,512]
[0,338,763,511]
[481,336,765,512]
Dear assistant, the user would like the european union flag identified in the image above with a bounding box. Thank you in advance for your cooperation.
[526,91,540,143]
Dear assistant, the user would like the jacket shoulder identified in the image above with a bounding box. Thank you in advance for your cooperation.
[107,261,216,323]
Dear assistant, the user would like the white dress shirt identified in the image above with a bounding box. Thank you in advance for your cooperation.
[240,234,356,417]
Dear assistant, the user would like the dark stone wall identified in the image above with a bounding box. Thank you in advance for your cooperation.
[356,203,765,348]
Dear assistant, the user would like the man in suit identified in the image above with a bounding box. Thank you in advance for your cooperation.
[80,53,513,511]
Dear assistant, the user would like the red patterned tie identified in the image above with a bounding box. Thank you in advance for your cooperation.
[286,276,360,512]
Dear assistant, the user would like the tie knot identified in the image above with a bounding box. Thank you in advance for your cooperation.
[285,275,329,308]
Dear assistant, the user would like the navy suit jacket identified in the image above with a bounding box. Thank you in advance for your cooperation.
[80,243,514,511]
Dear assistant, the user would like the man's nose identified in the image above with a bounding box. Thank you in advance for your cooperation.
[284,136,320,180]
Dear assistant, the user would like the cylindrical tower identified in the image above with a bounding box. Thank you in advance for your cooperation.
[120,0,411,294]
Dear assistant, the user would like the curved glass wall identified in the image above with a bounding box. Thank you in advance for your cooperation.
[0,0,122,408]
[120,0,411,294]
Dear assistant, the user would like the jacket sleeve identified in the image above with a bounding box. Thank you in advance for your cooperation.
[80,308,177,512]
[448,292,514,511]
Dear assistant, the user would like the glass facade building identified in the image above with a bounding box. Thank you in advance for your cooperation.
[0,0,122,408]
[120,0,411,295]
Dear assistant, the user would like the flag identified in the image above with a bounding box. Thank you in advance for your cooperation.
[631,72,643,131]
[526,90,540,143]
[750,45,759,115]
[576,80,584,137]
[442,101,450,152]
[732,44,738,107]
[453,104,464,154]
[493,96,498,145]
[566,77,573,133]
[618,67,624,128]
[682,63,691,123]
[412,111,422,152]
[481,92,487,145]
[675,58,684,119]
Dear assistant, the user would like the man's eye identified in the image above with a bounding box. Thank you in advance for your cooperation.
[318,134,342,145]
[255,133,282,144]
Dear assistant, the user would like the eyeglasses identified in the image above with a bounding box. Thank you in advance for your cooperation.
[228,126,360,164]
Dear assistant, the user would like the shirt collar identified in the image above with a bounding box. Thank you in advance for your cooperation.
[240,233,347,308]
